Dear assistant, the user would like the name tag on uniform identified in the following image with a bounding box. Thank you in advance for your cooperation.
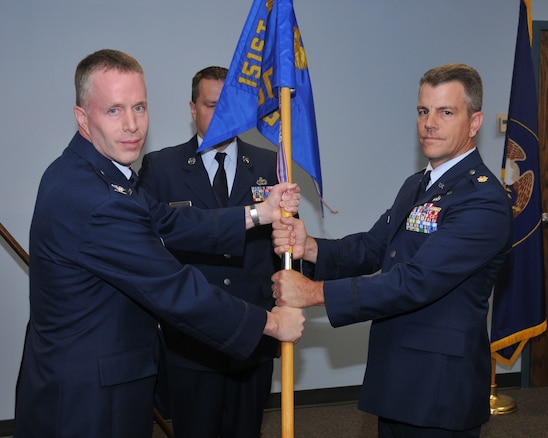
[406,203,441,234]
[169,200,192,208]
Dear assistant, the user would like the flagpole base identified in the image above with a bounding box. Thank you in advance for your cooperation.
[490,384,517,415]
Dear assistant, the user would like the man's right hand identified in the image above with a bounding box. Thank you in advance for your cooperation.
[263,306,305,343]
[272,216,315,261]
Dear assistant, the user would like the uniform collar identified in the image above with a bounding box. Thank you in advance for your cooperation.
[426,148,476,190]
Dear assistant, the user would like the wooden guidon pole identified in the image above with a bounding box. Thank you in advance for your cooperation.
[280,87,295,438]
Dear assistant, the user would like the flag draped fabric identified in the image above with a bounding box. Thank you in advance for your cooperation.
[197,0,322,197]
[491,0,547,367]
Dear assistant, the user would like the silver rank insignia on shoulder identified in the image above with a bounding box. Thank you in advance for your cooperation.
[111,184,132,196]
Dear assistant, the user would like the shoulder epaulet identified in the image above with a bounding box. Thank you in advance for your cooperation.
[467,168,492,187]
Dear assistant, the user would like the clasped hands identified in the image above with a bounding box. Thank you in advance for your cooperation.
[260,183,309,344]
[271,216,324,309]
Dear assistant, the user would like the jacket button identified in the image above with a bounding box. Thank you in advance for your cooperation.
[224,253,231,259]
[389,250,396,258]
[223,278,231,286]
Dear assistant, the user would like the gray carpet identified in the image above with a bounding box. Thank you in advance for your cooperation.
[152,386,548,437]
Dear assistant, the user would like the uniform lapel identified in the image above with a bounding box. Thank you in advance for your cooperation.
[182,137,220,208]
[388,150,483,241]
[228,140,256,206]
[388,172,425,239]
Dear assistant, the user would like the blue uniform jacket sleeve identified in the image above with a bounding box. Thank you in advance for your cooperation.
[316,177,512,328]
[78,195,265,360]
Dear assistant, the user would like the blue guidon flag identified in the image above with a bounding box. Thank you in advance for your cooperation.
[197,0,323,200]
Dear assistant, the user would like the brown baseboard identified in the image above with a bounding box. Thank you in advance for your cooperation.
[0,420,13,437]
[266,372,522,410]
[495,371,521,388]
[266,385,362,410]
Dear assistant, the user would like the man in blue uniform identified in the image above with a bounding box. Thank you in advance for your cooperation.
[14,49,304,438]
[271,64,512,438]
[140,66,280,438]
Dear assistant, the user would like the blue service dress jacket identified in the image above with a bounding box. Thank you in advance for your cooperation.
[14,133,269,438]
[310,149,512,430]
[139,136,280,372]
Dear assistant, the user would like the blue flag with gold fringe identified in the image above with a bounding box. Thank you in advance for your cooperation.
[491,0,547,366]
[197,0,323,197]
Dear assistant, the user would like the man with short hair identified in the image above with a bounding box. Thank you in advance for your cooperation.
[271,64,513,438]
[14,49,304,438]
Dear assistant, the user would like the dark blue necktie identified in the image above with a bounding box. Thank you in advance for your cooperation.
[129,168,139,189]
[421,170,431,192]
[213,152,228,207]
[415,170,431,202]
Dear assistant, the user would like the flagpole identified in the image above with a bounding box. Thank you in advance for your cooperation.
[489,356,517,415]
[280,86,295,438]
